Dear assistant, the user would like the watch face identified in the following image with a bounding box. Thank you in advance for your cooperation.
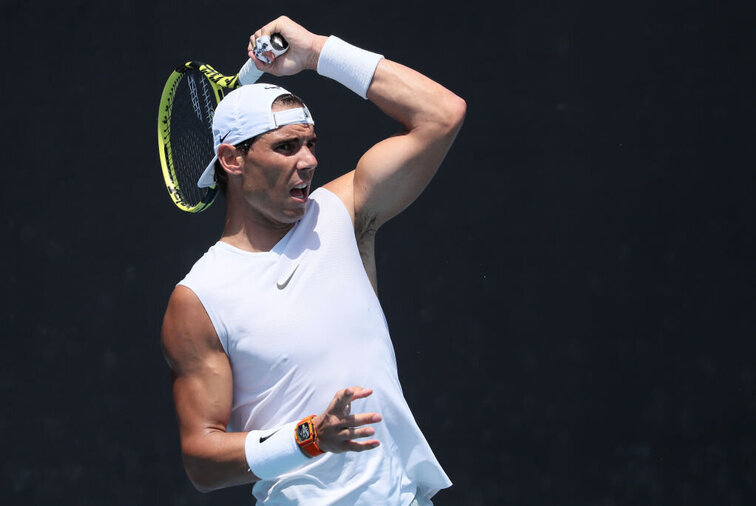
[297,422,311,442]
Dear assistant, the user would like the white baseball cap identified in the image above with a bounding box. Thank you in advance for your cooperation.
[197,83,315,188]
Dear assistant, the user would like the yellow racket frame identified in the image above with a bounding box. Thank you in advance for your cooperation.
[157,62,242,212]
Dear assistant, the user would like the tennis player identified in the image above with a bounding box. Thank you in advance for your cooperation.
[161,15,465,505]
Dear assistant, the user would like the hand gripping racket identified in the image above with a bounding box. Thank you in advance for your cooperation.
[157,34,288,212]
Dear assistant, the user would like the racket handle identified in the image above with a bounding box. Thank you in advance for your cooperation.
[238,58,264,85]
[253,34,289,64]
[238,34,289,85]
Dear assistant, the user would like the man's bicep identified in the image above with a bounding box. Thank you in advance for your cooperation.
[348,58,465,228]
[352,130,453,227]
[161,287,255,490]
[162,286,234,435]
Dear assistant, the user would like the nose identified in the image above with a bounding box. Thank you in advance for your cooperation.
[296,144,317,172]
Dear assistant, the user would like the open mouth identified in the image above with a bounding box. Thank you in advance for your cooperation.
[290,182,309,201]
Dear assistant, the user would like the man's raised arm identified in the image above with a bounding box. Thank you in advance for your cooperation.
[249,16,466,230]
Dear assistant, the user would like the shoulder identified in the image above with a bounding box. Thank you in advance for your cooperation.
[180,243,223,285]
[321,171,355,223]
[161,285,225,374]
[320,172,377,239]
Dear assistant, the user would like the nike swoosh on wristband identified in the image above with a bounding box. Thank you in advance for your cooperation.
[276,264,299,290]
[259,428,281,444]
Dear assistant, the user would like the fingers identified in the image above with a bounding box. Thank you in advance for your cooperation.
[328,386,364,414]
[249,16,291,61]
[349,386,375,401]
[342,412,383,427]
[339,424,376,440]
[246,16,323,75]
[315,386,382,454]
[341,439,381,452]
[329,387,380,421]
[248,33,274,66]
[338,386,373,407]
[257,16,285,39]
[336,386,356,410]
[332,426,381,453]
[248,28,273,64]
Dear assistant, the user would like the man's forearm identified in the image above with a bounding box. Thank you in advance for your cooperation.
[181,430,253,492]
[369,58,466,138]
[314,35,465,136]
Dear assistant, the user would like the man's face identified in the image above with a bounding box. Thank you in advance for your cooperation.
[238,105,317,227]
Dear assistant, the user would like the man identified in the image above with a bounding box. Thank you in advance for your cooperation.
[161,15,465,505]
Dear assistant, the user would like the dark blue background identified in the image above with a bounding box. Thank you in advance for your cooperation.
[1,0,754,504]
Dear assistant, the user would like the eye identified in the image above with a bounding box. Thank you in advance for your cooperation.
[276,142,295,153]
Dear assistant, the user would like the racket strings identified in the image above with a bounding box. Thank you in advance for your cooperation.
[169,69,217,206]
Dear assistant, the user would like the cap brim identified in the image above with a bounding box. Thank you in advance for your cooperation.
[197,156,218,188]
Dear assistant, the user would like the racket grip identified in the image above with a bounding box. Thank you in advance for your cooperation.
[238,59,264,85]
[254,34,289,64]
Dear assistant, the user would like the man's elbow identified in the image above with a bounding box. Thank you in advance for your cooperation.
[183,458,220,493]
[182,446,244,493]
[436,93,467,135]
[448,94,467,127]
[190,479,215,494]
[181,446,255,493]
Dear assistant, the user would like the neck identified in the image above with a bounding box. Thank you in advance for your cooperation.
[220,194,295,253]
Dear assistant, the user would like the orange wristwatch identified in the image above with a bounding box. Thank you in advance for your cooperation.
[295,415,324,457]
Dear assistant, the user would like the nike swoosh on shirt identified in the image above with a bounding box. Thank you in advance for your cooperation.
[276,264,299,290]
[259,428,281,444]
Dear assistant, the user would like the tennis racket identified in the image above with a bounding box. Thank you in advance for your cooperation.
[157,35,288,212]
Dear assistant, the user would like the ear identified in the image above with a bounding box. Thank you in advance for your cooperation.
[217,144,243,176]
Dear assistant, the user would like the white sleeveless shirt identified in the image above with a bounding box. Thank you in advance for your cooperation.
[179,188,451,505]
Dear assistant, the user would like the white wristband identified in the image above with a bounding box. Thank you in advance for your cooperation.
[245,421,310,480]
[316,36,383,99]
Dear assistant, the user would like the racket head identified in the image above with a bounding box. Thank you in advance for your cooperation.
[157,62,241,212]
